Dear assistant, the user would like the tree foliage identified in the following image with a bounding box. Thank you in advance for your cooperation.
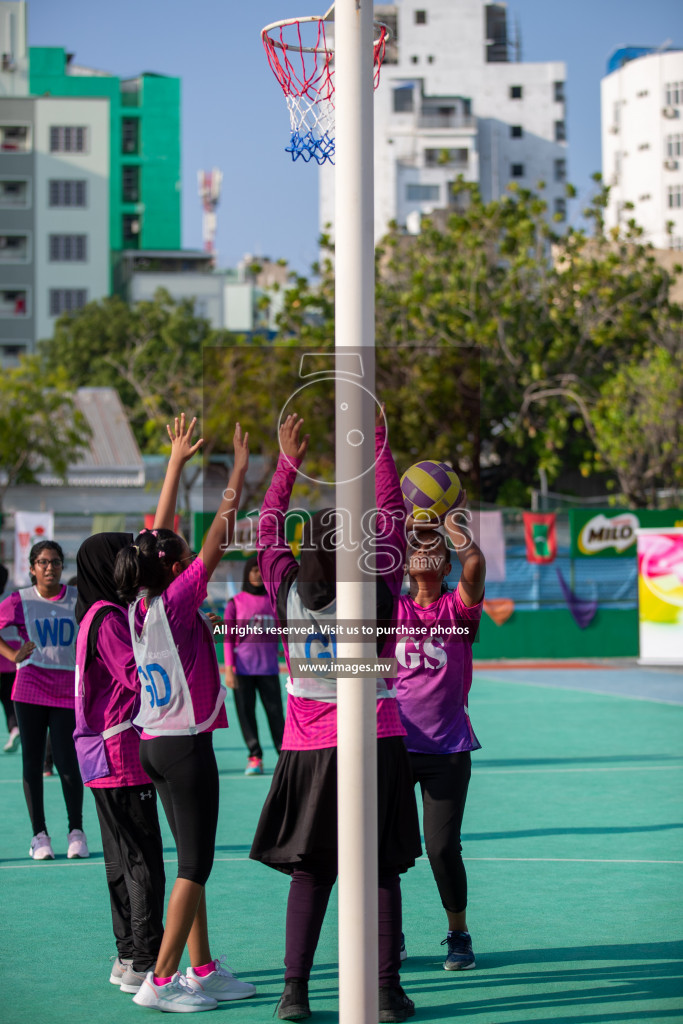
[277,179,683,506]
[0,356,89,512]
[40,289,211,453]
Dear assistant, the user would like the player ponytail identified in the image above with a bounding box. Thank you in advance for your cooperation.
[114,528,186,604]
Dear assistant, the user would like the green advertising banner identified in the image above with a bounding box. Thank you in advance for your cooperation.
[569,508,683,558]
[192,509,312,561]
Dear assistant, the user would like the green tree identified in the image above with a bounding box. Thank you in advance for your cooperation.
[40,289,212,453]
[0,356,89,512]
[277,179,682,505]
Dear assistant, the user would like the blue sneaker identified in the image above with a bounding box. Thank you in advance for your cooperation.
[441,930,475,971]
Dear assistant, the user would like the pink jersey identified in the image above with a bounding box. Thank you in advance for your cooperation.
[393,588,483,754]
[0,587,75,708]
[77,605,151,788]
[133,556,227,735]
[223,591,280,676]
[258,423,406,751]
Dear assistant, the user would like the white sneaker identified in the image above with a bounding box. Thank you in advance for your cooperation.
[110,956,134,985]
[4,726,20,752]
[133,972,217,1012]
[29,831,55,860]
[186,957,256,1001]
[67,828,89,858]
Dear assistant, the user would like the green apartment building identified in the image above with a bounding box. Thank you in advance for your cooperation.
[29,47,181,253]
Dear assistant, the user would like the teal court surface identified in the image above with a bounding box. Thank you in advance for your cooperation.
[1,662,682,1024]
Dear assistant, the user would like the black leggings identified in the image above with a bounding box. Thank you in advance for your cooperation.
[285,864,402,988]
[410,751,471,914]
[93,784,166,973]
[14,701,84,836]
[0,670,17,732]
[233,673,284,759]
[139,732,219,886]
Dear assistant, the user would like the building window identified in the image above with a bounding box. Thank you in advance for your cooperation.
[0,178,30,207]
[638,142,650,151]
[554,159,567,182]
[0,289,29,317]
[49,180,87,207]
[414,10,427,24]
[510,85,523,99]
[668,185,683,209]
[665,82,682,106]
[122,214,141,246]
[510,163,524,178]
[0,123,31,152]
[427,55,435,64]
[393,85,414,113]
[122,165,140,203]
[554,198,567,221]
[424,147,469,168]
[410,55,419,64]
[670,237,683,251]
[406,183,440,201]
[510,125,523,138]
[636,89,649,98]
[554,81,565,103]
[49,126,88,153]
[49,289,88,317]
[49,234,87,261]
[122,118,139,154]
[638,193,652,202]
[555,120,566,142]
[0,234,30,263]
[666,134,683,158]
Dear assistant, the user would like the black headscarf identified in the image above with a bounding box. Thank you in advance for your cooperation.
[293,510,394,649]
[297,509,337,610]
[242,554,266,596]
[76,533,133,664]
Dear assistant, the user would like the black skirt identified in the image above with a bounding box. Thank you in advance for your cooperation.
[249,736,422,875]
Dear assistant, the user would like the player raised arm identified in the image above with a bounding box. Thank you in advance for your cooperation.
[444,491,485,608]
[153,414,204,531]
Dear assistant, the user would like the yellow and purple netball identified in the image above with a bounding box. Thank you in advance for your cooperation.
[400,461,462,521]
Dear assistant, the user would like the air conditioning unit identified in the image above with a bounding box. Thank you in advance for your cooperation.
[662,106,678,118]
[664,158,679,170]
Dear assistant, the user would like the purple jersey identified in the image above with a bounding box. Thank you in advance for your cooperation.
[393,588,483,755]
[223,591,280,676]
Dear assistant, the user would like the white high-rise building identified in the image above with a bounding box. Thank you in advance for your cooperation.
[320,0,567,241]
[601,47,683,251]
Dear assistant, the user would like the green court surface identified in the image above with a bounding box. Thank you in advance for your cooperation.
[1,668,682,1024]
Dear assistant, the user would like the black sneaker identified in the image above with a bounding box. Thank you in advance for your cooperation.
[441,930,476,971]
[379,985,415,1023]
[278,979,311,1021]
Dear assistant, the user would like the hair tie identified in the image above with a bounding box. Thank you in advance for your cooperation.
[158,551,165,559]
[152,530,159,537]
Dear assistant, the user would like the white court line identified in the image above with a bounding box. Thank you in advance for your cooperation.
[2,854,681,871]
[461,856,683,864]
[476,765,683,774]
[474,675,683,706]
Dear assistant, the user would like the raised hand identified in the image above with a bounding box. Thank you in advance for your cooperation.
[166,413,204,465]
[233,422,250,471]
[279,413,309,461]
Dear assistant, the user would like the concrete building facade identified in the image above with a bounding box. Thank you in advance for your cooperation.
[601,47,683,250]
[320,0,568,241]
[0,92,109,359]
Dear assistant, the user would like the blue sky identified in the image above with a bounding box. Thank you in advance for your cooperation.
[29,0,682,274]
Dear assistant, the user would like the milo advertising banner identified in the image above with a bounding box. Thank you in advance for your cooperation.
[569,509,683,559]
[637,528,683,666]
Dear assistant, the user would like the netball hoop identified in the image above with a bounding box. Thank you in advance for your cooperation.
[261,3,388,165]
